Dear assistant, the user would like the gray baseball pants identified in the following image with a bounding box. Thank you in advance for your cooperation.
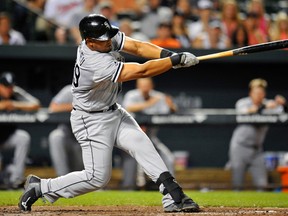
[40,106,168,203]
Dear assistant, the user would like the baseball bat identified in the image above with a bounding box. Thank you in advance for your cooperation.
[197,39,288,61]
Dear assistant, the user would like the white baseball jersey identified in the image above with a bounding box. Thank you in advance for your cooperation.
[72,32,125,112]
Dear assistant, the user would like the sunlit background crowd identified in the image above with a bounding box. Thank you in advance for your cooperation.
[0,0,287,49]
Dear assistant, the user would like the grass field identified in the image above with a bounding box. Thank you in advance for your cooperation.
[1,189,288,208]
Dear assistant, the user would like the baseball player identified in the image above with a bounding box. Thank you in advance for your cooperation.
[121,77,176,190]
[48,84,83,176]
[19,14,200,213]
[228,78,286,191]
[0,71,40,189]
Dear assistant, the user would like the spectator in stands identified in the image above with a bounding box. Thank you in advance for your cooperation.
[227,78,286,191]
[98,0,119,27]
[121,77,177,190]
[0,71,41,189]
[43,0,83,43]
[244,12,268,45]
[68,0,99,45]
[193,19,231,49]
[219,0,241,40]
[54,27,70,44]
[269,11,288,42]
[171,10,191,48]
[189,17,231,49]
[11,0,49,42]
[48,84,83,176]
[150,22,182,49]
[139,0,173,39]
[245,0,270,38]
[174,0,197,22]
[188,0,215,48]
[207,19,231,49]
[0,12,26,45]
[119,18,149,42]
[43,0,83,28]
[230,23,249,48]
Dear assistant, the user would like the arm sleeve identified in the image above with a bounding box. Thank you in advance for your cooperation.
[93,53,124,83]
[235,98,250,114]
[112,32,125,51]
[13,86,40,105]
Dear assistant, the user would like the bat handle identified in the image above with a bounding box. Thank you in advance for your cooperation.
[197,50,234,61]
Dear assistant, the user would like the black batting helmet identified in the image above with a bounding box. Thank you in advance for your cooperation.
[79,14,119,41]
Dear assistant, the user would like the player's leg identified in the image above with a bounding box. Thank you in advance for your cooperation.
[41,112,119,201]
[2,129,30,188]
[116,112,168,182]
[229,142,253,191]
[69,136,84,172]
[116,109,199,212]
[249,150,268,191]
[19,111,119,211]
[149,134,175,176]
[48,128,70,176]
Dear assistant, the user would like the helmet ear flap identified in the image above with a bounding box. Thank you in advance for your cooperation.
[79,14,119,41]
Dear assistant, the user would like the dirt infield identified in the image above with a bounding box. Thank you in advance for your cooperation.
[1,206,288,216]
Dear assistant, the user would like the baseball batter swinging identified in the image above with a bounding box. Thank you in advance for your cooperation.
[18,14,200,213]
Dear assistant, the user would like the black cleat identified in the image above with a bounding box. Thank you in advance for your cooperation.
[163,201,182,212]
[181,195,200,212]
[18,175,42,212]
[164,194,200,213]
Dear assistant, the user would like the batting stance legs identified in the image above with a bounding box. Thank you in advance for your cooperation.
[19,106,198,212]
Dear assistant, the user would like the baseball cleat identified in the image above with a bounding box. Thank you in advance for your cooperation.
[163,194,200,213]
[18,175,42,212]
[181,195,200,212]
[163,201,182,212]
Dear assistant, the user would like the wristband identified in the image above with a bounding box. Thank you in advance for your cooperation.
[160,49,174,58]
[170,54,181,66]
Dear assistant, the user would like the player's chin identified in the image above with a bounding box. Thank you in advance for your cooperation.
[100,46,112,53]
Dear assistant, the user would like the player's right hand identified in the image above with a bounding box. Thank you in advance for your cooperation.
[172,52,199,69]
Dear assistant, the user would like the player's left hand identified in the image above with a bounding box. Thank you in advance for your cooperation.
[173,52,199,69]
[275,94,286,106]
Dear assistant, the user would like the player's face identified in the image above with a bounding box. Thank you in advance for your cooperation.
[249,86,266,106]
[86,38,112,53]
[137,78,154,97]
[0,84,13,99]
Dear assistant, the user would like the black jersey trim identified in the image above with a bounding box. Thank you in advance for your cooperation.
[117,32,125,51]
[112,62,123,83]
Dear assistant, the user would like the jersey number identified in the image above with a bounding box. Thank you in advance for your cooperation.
[73,64,80,87]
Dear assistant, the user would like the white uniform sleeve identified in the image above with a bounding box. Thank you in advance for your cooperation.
[112,32,125,51]
[13,86,40,105]
[235,98,250,114]
[92,53,123,84]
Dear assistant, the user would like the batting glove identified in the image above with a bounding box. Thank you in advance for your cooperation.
[170,52,199,69]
